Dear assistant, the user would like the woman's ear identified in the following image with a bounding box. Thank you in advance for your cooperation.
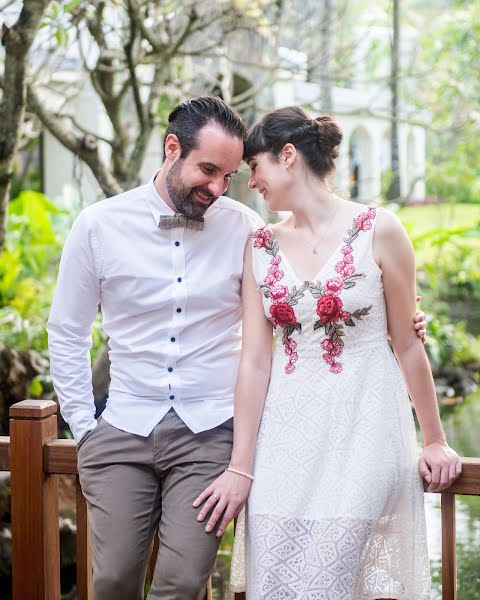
[280,143,297,170]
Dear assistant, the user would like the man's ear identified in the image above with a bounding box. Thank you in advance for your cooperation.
[164,134,182,161]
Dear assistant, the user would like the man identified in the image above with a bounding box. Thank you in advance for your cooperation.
[47,97,427,599]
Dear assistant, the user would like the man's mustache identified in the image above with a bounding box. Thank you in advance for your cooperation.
[189,186,217,203]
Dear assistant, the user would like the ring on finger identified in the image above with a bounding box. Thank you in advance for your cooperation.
[212,493,219,500]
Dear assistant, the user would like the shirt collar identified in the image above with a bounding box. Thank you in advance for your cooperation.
[145,170,175,225]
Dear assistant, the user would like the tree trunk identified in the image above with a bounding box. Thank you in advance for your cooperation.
[0,0,50,255]
[387,0,401,202]
[320,0,334,113]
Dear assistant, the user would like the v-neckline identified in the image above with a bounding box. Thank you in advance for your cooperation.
[267,206,369,283]
[266,222,350,283]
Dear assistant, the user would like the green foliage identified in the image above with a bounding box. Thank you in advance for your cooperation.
[0,191,106,366]
[431,541,480,599]
[426,316,480,378]
[416,4,480,204]
[397,204,480,382]
[0,191,64,353]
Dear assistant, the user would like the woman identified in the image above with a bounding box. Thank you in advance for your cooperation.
[195,107,461,599]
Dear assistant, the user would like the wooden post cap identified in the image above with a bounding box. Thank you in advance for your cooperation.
[9,400,58,419]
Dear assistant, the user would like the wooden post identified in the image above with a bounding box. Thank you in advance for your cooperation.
[10,400,61,600]
[441,492,457,600]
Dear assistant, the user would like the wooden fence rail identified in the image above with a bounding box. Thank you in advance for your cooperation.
[0,399,479,600]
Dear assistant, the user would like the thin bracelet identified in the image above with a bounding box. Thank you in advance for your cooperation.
[225,466,254,481]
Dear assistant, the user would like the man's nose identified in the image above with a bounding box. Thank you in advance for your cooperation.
[209,177,226,198]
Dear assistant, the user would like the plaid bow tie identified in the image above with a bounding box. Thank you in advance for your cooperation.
[159,214,205,231]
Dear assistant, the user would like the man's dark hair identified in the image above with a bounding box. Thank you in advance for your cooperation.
[163,96,246,160]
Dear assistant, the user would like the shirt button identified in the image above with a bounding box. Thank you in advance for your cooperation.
[175,241,180,247]
[170,337,176,342]
[176,308,182,313]
[168,367,173,372]
[177,277,182,283]
[169,395,175,400]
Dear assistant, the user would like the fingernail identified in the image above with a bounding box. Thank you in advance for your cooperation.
[205,525,211,532]
[217,531,223,537]
[198,514,203,520]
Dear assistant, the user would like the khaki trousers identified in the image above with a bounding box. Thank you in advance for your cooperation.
[77,409,233,600]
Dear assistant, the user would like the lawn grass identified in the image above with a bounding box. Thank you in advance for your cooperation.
[397,202,480,236]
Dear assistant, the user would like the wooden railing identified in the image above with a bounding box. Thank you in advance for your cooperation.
[0,399,479,600]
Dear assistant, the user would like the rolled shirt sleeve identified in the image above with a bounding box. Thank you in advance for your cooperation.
[47,210,101,443]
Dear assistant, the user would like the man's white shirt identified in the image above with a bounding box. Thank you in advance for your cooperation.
[47,174,264,443]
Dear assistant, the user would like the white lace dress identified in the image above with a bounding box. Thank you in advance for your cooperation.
[234,207,430,599]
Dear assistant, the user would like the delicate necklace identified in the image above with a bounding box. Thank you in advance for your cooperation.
[311,202,339,255]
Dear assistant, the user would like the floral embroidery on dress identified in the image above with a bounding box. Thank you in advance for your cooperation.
[309,207,377,374]
[253,227,307,375]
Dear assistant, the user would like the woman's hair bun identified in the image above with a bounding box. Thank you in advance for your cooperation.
[313,116,343,160]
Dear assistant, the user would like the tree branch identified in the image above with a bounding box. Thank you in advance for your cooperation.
[27,83,123,198]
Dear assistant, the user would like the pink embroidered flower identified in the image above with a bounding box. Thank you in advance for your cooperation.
[330,362,343,374]
[290,352,298,364]
[368,207,377,219]
[272,256,282,265]
[270,285,288,302]
[343,253,354,264]
[284,338,297,355]
[323,353,334,365]
[341,264,355,277]
[285,363,295,374]
[341,245,353,255]
[264,274,277,286]
[340,311,351,321]
[267,265,279,275]
[252,228,271,248]
[321,339,334,351]
[325,277,345,296]
[355,213,372,231]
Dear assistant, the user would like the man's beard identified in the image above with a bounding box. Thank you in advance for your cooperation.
[165,159,218,219]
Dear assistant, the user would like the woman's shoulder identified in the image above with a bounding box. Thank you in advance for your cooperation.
[374,206,407,239]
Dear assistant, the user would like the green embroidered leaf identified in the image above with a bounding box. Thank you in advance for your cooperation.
[344,281,356,289]
[345,273,365,281]
[308,281,323,298]
[314,320,324,331]
[294,323,302,333]
[260,285,270,297]
[332,331,345,347]
[344,318,355,326]
[325,322,333,336]
[352,305,372,319]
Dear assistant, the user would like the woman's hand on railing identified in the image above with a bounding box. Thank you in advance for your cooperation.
[419,442,462,492]
[193,470,252,537]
